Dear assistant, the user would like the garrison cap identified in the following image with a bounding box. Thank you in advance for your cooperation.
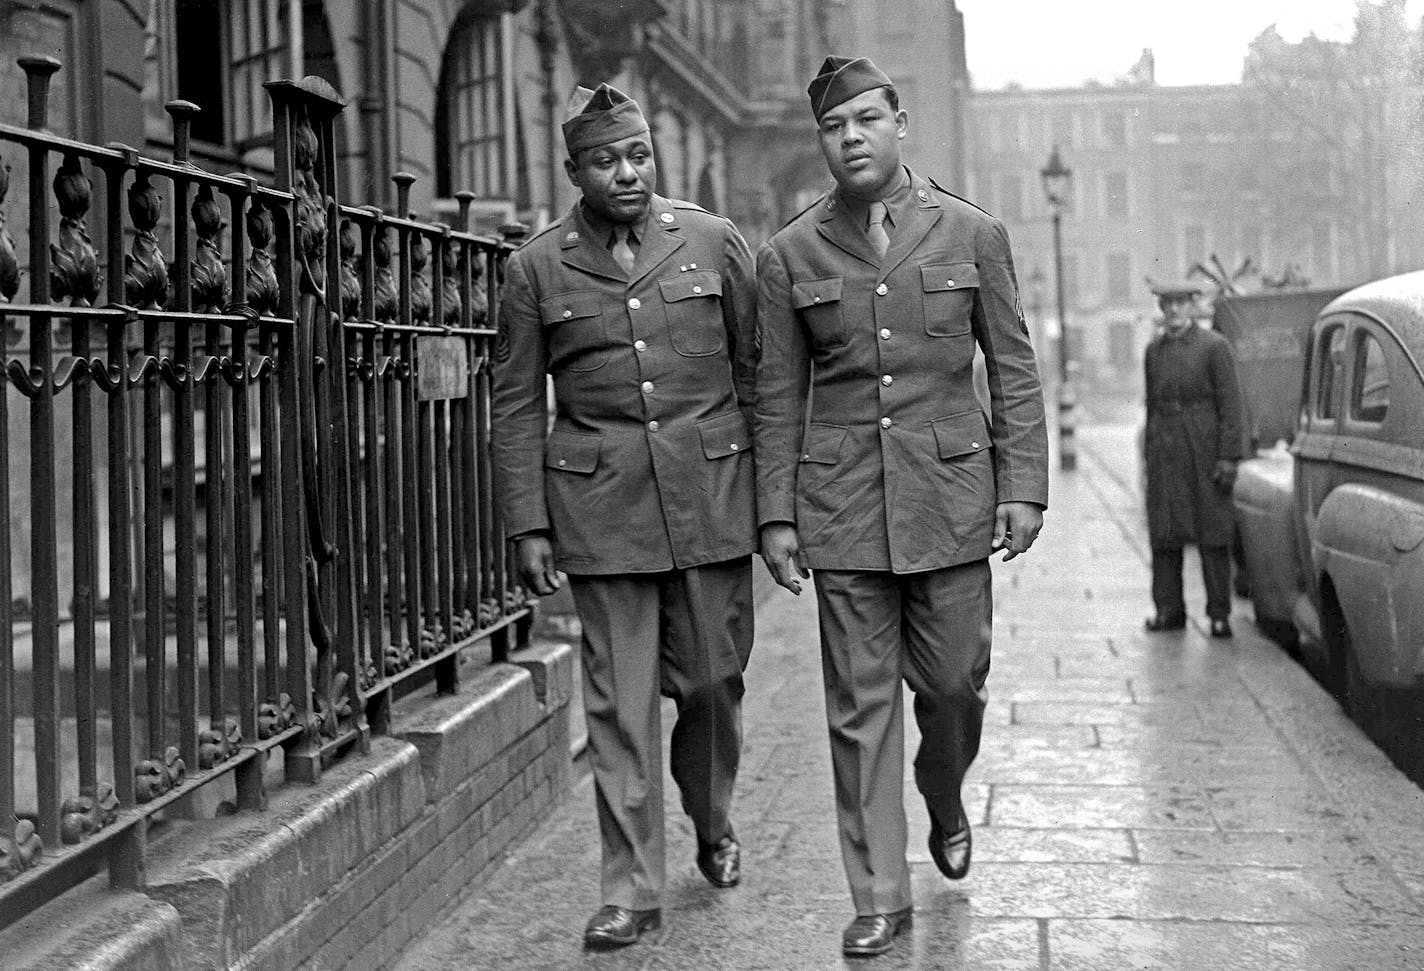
[807,55,894,119]
[561,83,650,157]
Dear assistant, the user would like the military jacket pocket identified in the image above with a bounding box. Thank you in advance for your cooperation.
[921,262,978,338]
[544,429,602,474]
[929,410,992,459]
[791,277,846,348]
[540,290,608,372]
[800,422,848,464]
[696,410,751,459]
[659,270,725,357]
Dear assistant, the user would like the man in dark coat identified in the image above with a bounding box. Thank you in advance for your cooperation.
[491,83,758,949]
[754,56,1049,957]
[1142,282,1244,638]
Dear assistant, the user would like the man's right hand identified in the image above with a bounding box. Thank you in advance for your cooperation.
[759,523,810,596]
[515,535,561,596]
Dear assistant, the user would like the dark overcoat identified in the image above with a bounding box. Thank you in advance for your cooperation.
[753,169,1049,573]
[491,195,758,575]
[1143,324,1244,548]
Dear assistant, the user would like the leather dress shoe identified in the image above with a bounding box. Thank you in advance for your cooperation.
[929,812,972,880]
[842,907,913,957]
[1145,613,1186,632]
[696,833,741,888]
[583,905,661,949]
[1210,618,1233,638]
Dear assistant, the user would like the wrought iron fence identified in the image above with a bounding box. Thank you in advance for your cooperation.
[0,57,531,924]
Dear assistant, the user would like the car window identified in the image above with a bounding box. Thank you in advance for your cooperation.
[1315,324,1346,420]
[1350,330,1390,423]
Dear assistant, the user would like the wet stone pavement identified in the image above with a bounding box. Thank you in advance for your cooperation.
[393,423,1424,970]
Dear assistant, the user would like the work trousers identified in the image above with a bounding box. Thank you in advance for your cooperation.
[1151,545,1231,622]
[568,557,754,911]
[812,560,993,916]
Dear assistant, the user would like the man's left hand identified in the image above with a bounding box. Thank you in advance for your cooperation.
[992,501,1043,561]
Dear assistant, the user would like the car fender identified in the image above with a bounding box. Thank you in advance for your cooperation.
[1314,483,1424,686]
[1232,448,1300,627]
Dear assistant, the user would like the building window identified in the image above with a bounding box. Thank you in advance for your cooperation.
[1000,172,1023,222]
[1181,161,1204,193]
[437,13,509,199]
[1239,224,1264,268]
[1102,109,1127,148]
[1109,319,1136,372]
[174,0,295,148]
[1350,331,1389,423]
[1104,171,1128,219]
[753,0,793,99]
[227,0,289,146]
[1106,251,1131,301]
[1050,112,1071,152]
[1312,221,1334,281]
[1183,225,1206,271]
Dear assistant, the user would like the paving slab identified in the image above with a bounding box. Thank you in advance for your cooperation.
[392,422,1424,970]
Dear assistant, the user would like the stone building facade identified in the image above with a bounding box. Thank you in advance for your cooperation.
[968,65,1418,389]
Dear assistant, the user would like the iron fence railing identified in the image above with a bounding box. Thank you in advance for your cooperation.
[0,57,532,925]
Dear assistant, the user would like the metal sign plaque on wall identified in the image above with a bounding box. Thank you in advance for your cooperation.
[416,335,471,401]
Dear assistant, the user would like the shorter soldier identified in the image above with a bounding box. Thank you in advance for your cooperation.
[491,84,758,948]
[1142,282,1244,638]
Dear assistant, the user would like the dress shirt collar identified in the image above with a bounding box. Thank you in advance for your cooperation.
[837,166,913,230]
[578,201,650,248]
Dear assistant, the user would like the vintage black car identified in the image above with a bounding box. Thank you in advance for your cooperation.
[1232,272,1424,734]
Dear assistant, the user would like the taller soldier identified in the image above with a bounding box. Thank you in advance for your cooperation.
[754,57,1049,957]
[491,84,758,949]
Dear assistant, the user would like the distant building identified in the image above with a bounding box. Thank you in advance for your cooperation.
[829,0,970,192]
[968,56,1387,389]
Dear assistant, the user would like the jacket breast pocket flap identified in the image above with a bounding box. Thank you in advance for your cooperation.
[791,277,843,309]
[540,290,603,326]
[922,262,978,338]
[920,262,979,294]
[930,411,991,460]
[698,411,751,459]
[544,430,601,474]
[659,271,723,303]
[801,423,848,464]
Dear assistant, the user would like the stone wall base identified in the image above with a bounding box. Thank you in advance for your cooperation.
[1,640,576,971]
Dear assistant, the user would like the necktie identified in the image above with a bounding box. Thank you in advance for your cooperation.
[611,224,636,274]
[867,201,890,258]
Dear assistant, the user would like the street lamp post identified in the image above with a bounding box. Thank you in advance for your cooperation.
[1040,145,1076,472]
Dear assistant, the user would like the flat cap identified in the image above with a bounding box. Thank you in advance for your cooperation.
[807,55,893,119]
[561,83,650,157]
[1149,280,1203,301]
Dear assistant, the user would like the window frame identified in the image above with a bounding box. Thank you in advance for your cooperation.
[1309,319,1348,428]
[435,10,516,205]
[1346,324,1391,428]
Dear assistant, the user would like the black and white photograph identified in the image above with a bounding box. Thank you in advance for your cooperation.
[1,1,1422,967]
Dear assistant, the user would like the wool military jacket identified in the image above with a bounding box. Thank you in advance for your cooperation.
[491,195,758,575]
[754,168,1049,573]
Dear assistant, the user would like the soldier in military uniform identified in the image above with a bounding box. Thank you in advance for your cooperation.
[753,57,1049,957]
[1142,282,1243,638]
[491,84,757,949]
